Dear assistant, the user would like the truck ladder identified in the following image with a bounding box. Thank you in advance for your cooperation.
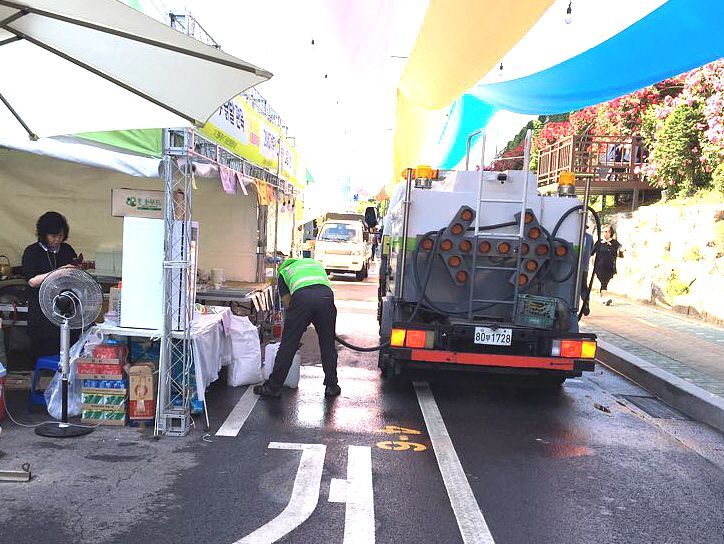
[467,130,533,320]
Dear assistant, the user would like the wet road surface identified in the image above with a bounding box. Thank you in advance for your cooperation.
[2,266,723,544]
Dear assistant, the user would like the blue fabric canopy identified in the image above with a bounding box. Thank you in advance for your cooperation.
[474,0,724,114]
[436,95,496,169]
[437,0,724,168]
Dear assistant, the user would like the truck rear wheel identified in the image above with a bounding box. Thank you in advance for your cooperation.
[355,263,367,281]
[379,353,400,382]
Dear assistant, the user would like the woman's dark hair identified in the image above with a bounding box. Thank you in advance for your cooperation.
[36,211,70,242]
[602,223,615,237]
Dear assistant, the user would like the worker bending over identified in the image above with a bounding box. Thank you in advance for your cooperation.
[254,258,341,398]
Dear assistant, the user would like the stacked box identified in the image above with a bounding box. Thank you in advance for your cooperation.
[78,357,128,426]
[81,409,126,426]
[126,362,156,423]
[81,393,127,410]
[76,357,125,380]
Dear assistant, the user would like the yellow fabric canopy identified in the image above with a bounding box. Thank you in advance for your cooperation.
[384,0,555,199]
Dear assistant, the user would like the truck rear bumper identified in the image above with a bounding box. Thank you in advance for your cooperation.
[390,347,594,373]
[320,262,363,272]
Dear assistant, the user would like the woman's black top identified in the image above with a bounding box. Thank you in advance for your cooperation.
[592,239,622,278]
[22,242,77,338]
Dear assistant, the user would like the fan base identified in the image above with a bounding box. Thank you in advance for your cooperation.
[35,422,94,438]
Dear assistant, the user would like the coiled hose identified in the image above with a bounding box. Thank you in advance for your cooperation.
[334,227,445,352]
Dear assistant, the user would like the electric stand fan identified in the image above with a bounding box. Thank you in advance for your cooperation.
[35,268,103,438]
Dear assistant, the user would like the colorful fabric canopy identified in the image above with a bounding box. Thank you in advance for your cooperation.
[437,0,724,169]
[389,0,555,193]
[436,95,497,170]
[474,0,724,114]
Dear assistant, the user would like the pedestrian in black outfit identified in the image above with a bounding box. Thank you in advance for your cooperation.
[592,224,623,306]
[254,258,340,398]
[22,212,80,359]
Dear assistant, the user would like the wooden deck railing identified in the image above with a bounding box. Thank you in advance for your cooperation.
[537,134,649,189]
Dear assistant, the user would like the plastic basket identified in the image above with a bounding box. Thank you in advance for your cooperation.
[514,294,557,330]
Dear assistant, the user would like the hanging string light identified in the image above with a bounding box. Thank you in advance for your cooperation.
[565,1,573,24]
[497,62,504,78]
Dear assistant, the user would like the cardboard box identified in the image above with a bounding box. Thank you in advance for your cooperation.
[81,393,127,411]
[81,379,127,396]
[81,409,127,426]
[126,362,156,420]
[77,362,124,380]
[76,357,124,365]
[4,372,32,391]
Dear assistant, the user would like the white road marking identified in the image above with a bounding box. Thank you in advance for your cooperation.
[328,477,349,503]
[236,442,327,544]
[414,381,495,544]
[216,385,260,437]
[633,317,659,329]
[329,446,375,543]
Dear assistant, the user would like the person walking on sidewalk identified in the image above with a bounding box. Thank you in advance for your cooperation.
[254,258,341,398]
[593,224,623,306]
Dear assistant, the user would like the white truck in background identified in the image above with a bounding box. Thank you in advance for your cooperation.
[314,212,374,281]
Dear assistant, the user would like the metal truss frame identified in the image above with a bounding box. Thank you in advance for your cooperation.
[155,129,194,436]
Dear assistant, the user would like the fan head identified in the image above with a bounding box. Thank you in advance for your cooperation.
[39,268,103,329]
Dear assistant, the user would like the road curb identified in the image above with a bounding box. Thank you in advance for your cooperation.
[596,339,724,434]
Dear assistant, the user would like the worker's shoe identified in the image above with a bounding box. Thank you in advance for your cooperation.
[324,384,341,398]
[253,381,282,398]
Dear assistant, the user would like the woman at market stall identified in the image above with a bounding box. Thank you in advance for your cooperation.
[22,211,79,359]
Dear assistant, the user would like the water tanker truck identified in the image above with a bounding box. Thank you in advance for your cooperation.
[377,132,599,385]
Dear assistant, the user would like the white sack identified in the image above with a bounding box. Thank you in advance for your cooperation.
[263,342,301,389]
[227,315,262,387]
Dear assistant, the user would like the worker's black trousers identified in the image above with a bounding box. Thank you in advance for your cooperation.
[269,284,338,387]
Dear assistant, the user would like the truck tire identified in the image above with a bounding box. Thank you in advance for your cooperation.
[379,296,394,337]
[355,263,367,281]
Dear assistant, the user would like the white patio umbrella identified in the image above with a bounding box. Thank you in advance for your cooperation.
[0,0,272,140]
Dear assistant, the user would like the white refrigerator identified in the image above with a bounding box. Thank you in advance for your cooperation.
[120,217,199,331]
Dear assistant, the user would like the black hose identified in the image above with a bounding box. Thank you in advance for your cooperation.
[412,229,514,315]
[335,334,389,352]
[336,205,602,350]
[335,228,445,352]
[546,237,577,283]
[466,220,518,231]
[579,206,602,320]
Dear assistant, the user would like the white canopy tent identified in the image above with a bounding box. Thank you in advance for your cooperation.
[0,0,272,435]
[0,0,271,139]
[0,135,162,176]
[0,144,260,281]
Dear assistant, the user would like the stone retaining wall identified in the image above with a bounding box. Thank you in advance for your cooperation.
[605,202,724,324]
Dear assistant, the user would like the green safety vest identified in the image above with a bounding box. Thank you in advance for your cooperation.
[279,258,332,295]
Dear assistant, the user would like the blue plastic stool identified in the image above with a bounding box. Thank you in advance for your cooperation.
[29,355,60,409]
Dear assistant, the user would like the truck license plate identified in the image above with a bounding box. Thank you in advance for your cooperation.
[474,327,512,346]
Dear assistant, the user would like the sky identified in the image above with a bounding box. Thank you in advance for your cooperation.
[153,0,427,206]
[137,0,666,203]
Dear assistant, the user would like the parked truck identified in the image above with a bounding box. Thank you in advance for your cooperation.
[314,212,374,281]
[377,132,598,385]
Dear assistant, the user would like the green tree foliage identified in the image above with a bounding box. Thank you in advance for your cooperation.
[649,104,707,195]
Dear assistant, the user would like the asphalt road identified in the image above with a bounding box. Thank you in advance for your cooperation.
[1,265,723,544]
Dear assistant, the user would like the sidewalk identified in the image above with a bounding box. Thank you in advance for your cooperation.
[581,297,724,400]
